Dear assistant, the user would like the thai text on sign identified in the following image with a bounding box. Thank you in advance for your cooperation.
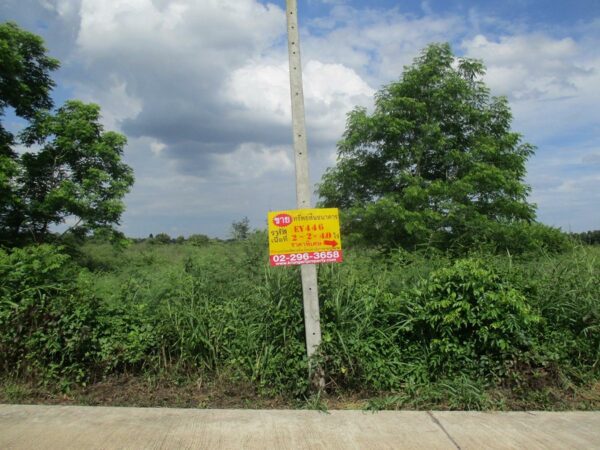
[268,208,342,266]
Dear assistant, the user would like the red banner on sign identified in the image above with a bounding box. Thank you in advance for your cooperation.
[270,250,343,267]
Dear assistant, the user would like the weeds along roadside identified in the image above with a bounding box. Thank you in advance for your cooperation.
[0,239,598,409]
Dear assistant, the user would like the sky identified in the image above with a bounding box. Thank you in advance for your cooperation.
[1,0,599,237]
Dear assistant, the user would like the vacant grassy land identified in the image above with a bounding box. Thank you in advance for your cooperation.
[1,235,598,410]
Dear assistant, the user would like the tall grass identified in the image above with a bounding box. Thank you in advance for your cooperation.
[1,238,598,407]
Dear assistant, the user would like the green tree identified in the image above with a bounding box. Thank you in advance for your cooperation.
[7,101,134,243]
[0,22,59,241]
[188,233,210,246]
[318,43,552,252]
[230,216,250,241]
[152,233,172,244]
[0,23,134,246]
[572,230,600,245]
[0,22,59,147]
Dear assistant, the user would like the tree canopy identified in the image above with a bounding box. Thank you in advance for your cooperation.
[0,22,59,151]
[318,43,563,252]
[1,22,60,243]
[0,22,133,246]
[230,216,251,241]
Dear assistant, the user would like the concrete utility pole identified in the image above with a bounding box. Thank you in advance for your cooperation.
[285,0,325,390]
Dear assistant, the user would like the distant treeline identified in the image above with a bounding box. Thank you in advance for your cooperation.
[127,228,600,247]
[571,230,600,245]
[133,233,217,245]
[84,228,600,248]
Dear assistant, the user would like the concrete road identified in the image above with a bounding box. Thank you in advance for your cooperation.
[0,405,598,449]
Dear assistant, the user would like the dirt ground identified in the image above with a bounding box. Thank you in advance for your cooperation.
[1,375,598,411]
[0,375,375,410]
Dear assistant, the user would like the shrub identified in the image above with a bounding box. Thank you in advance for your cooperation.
[152,233,172,244]
[188,234,210,246]
[0,245,100,382]
[405,259,540,378]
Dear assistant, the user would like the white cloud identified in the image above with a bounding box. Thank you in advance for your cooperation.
[582,152,600,164]
[460,32,600,144]
[5,0,598,234]
[211,143,293,180]
[73,76,142,130]
[119,136,297,236]
[150,140,166,156]
[40,0,78,18]
[225,62,291,126]
[71,0,288,146]
[71,3,600,234]
[303,8,465,83]
[225,59,374,144]
[530,172,600,231]
[76,0,283,61]
[462,34,589,101]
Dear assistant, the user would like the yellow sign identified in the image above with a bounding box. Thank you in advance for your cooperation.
[268,208,342,266]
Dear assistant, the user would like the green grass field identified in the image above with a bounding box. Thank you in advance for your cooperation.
[1,236,598,409]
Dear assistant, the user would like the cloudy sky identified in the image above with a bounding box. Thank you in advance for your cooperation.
[2,0,599,237]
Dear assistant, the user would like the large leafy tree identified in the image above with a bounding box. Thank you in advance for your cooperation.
[0,22,59,149]
[0,22,59,241]
[0,23,133,245]
[318,43,547,252]
[14,101,134,242]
